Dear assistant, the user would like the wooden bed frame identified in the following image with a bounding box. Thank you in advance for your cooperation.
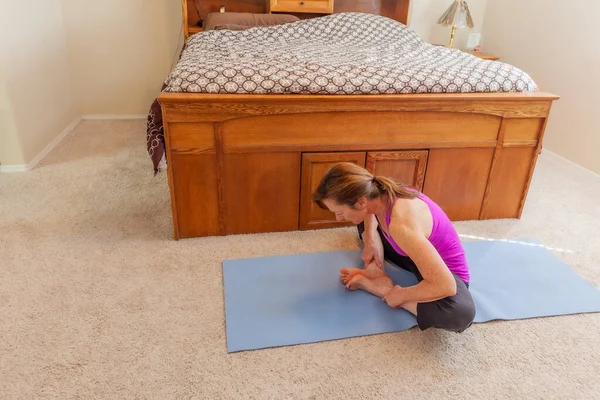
[159,1,559,240]
[181,0,412,37]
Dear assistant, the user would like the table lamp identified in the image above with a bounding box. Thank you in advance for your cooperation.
[437,0,474,48]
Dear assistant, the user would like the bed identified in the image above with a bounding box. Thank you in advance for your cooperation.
[147,0,559,239]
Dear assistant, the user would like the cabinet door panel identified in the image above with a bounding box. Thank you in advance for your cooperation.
[300,152,366,230]
[480,147,536,219]
[423,148,494,221]
[366,151,428,191]
[171,153,220,238]
[224,153,301,234]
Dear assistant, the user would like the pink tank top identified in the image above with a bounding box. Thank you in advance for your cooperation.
[377,192,470,283]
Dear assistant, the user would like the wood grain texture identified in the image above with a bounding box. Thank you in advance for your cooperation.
[517,107,555,218]
[170,148,216,155]
[214,124,227,235]
[299,152,366,230]
[170,153,220,238]
[423,148,494,221]
[479,147,536,220]
[366,151,428,191]
[224,152,301,234]
[183,0,411,36]
[162,120,180,240]
[222,112,501,149]
[168,123,215,148]
[479,118,507,220]
[222,141,497,153]
[182,0,190,39]
[503,140,537,148]
[269,0,334,14]
[189,26,204,35]
[503,118,544,142]
[159,93,559,121]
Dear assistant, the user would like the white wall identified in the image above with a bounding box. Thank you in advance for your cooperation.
[60,0,183,115]
[0,0,79,167]
[4,0,485,121]
[482,0,600,175]
[0,73,23,166]
[7,0,598,176]
[410,0,488,49]
[58,0,485,116]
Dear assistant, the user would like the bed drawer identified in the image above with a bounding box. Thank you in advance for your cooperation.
[299,152,366,230]
[269,0,334,14]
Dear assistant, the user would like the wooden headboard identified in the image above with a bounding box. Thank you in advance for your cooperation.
[182,0,411,37]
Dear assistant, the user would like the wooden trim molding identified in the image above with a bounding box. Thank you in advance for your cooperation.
[213,123,227,234]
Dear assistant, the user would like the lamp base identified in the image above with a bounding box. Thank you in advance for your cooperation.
[447,25,457,48]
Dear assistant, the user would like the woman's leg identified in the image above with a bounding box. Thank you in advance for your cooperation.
[355,223,474,330]
[416,275,476,333]
[354,223,423,316]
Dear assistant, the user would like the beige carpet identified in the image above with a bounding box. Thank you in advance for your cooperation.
[1,120,599,399]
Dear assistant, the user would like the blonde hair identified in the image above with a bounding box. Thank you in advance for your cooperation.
[312,162,418,209]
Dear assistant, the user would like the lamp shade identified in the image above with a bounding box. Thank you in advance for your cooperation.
[437,0,474,29]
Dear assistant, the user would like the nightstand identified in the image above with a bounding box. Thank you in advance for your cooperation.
[466,51,500,61]
[432,44,500,61]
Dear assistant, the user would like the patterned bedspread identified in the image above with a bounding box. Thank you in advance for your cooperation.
[147,12,537,173]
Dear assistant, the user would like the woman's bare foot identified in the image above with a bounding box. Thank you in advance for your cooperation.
[340,268,362,284]
[345,274,394,298]
[340,267,387,285]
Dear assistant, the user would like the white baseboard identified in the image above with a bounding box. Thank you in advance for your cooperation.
[1,114,145,173]
[81,114,146,120]
[0,117,82,173]
[542,149,600,182]
[0,164,29,172]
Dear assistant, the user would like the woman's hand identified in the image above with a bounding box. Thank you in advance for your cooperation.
[361,244,383,269]
[383,285,406,308]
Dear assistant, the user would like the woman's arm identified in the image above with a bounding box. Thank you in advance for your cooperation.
[362,214,379,243]
[384,215,457,306]
[361,214,384,269]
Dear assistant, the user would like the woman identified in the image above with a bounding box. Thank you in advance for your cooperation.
[313,162,475,333]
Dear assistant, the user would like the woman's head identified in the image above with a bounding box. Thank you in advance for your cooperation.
[312,162,418,224]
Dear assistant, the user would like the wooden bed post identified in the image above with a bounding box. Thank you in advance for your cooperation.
[181,0,190,39]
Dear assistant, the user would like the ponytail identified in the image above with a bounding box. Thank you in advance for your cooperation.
[373,176,419,208]
[313,162,418,209]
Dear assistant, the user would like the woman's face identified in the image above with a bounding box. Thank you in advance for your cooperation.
[323,198,367,225]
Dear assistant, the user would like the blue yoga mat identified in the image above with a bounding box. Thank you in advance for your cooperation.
[222,240,600,352]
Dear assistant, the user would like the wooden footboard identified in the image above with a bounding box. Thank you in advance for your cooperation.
[158,92,559,239]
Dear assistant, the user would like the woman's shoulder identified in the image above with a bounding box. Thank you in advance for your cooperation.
[389,198,419,228]
[389,196,432,237]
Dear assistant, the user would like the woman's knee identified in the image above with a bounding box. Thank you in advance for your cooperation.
[417,295,476,333]
[451,300,476,333]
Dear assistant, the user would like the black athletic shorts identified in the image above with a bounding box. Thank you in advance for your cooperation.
[358,222,476,333]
